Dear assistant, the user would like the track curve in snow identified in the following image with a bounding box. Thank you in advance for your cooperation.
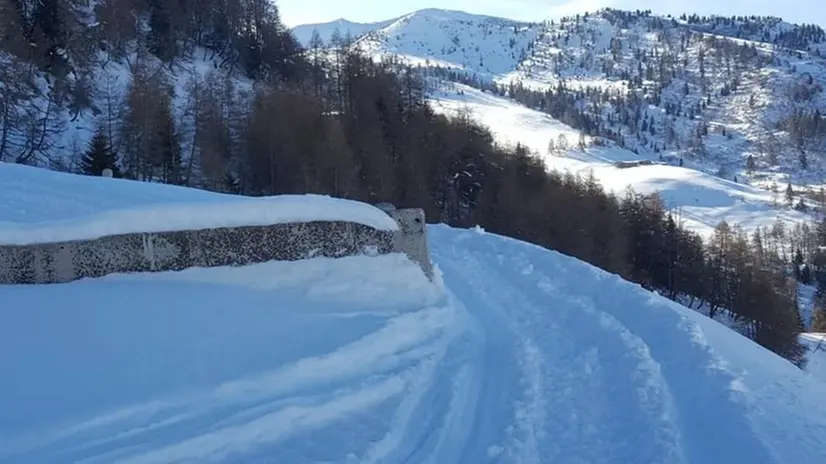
[429,225,826,464]
[2,225,826,463]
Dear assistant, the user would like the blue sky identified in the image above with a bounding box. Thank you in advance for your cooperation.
[278,0,826,28]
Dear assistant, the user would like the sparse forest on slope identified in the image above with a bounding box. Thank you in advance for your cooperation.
[506,10,826,183]
[354,8,826,187]
[0,1,813,364]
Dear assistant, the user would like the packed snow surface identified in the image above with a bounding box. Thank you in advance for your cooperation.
[0,163,397,245]
[2,168,826,463]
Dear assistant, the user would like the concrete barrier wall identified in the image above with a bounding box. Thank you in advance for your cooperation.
[0,208,433,285]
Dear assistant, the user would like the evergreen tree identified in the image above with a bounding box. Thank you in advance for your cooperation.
[154,99,182,184]
[80,127,118,176]
[746,154,755,172]
[786,182,795,206]
[30,0,68,70]
[147,0,178,61]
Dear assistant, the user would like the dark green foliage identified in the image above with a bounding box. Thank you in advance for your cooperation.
[80,128,118,176]
[154,101,182,184]
[147,0,178,61]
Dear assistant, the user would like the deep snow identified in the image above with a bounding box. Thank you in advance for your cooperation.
[0,163,397,245]
[1,167,826,463]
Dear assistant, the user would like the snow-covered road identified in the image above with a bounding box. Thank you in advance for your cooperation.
[3,224,826,463]
[430,226,826,464]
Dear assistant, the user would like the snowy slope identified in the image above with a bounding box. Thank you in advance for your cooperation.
[356,9,541,78]
[507,10,826,187]
[430,83,810,237]
[0,46,252,173]
[309,8,826,196]
[2,167,826,463]
[291,18,396,46]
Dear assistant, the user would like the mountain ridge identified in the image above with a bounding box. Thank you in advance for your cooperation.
[290,17,397,46]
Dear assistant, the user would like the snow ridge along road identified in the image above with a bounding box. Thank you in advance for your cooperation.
[2,225,826,463]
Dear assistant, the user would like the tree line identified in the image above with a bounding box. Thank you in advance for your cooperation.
[0,0,811,365]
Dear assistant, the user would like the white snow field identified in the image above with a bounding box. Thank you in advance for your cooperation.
[2,166,826,463]
[430,83,811,237]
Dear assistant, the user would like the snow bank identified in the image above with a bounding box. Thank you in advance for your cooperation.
[0,253,444,463]
[0,164,397,245]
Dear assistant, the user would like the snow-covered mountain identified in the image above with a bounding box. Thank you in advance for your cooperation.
[309,8,826,196]
[355,8,541,77]
[2,163,826,463]
[428,82,811,239]
[294,8,821,240]
[290,17,396,46]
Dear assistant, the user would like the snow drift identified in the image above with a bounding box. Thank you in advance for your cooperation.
[1,166,826,463]
[0,163,397,246]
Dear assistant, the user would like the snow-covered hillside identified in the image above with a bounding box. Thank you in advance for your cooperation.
[310,7,826,195]
[291,18,396,46]
[507,10,826,187]
[2,165,826,463]
[430,82,810,238]
[355,9,541,78]
[0,45,252,174]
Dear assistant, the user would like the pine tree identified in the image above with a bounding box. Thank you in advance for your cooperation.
[30,0,67,70]
[746,154,755,172]
[154,100,182,184]
[786,182,795,206]
[80,127,118,176]
[147,0,178,61]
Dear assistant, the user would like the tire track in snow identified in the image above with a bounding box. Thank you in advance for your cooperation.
[19,305,463,464]
[111,376,409,464]
[430,228,687,463]
[431,244,548,464]
[432,226,786,464]
[357,309,467,464]
[426,255,526,464]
